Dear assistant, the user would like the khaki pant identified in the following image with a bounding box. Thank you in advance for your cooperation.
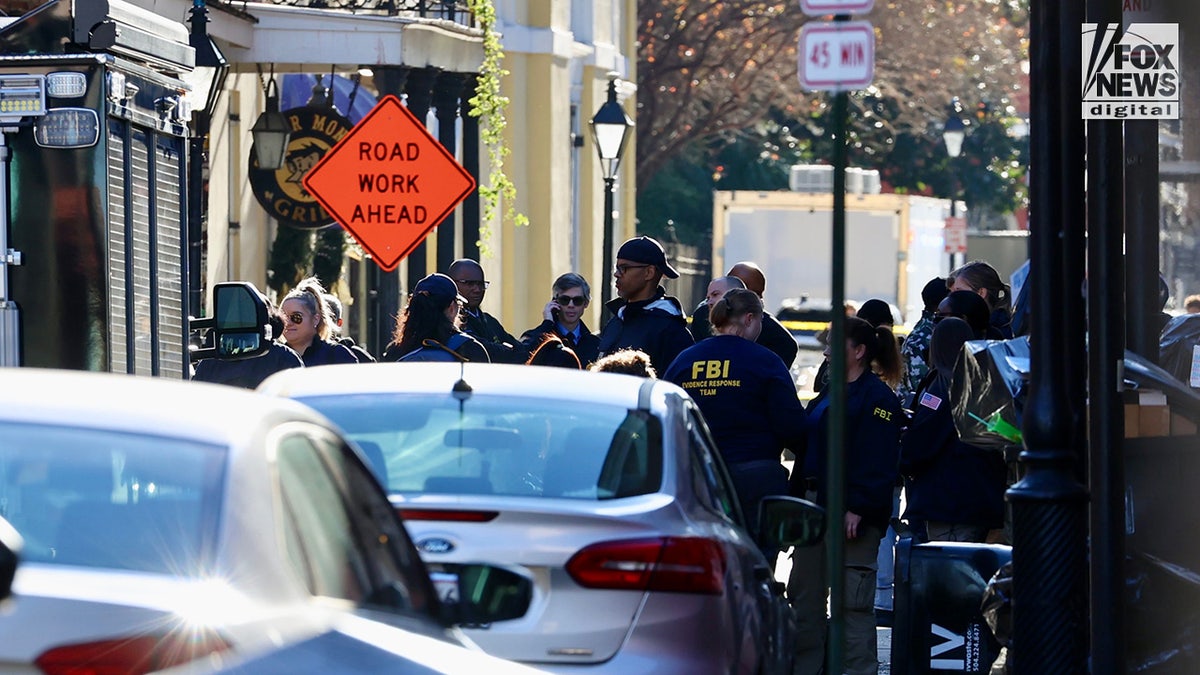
[788,518,883,675]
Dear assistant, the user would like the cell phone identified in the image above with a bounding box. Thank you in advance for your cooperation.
[551,306,562,322]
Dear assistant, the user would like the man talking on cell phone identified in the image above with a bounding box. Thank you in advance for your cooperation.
[520,273,600,367]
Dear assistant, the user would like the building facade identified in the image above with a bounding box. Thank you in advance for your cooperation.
[131,0,637,353]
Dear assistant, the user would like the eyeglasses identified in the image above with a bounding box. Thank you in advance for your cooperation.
[555,295,587,307]
[613,263,651,276]
[932,313,960,324]
[454,279,491,290]
[286,311,306,325]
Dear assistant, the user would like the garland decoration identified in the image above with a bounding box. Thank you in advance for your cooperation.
[465,0,528,255]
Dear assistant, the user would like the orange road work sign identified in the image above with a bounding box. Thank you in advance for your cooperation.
[303,95,477,272]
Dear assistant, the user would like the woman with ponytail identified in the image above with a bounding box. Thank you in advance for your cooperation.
[381,273,489,363]
[663,288,806,549]
[279,277,358,367]
[949,260,1013,338]
[787,315,904,675]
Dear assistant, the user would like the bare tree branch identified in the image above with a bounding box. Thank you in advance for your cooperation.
[637,0,1028,187]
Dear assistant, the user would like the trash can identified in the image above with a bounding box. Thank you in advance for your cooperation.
[892,538,1012,674]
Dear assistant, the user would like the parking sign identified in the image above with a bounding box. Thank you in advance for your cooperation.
[800,0,875,17]
[798,21,875,92]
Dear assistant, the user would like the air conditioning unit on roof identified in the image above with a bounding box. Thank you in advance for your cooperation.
[789,164,833,193]
[790,165,882,194]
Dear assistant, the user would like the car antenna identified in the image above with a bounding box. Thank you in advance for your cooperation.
[423,339,473,451]
[422,339,473,403]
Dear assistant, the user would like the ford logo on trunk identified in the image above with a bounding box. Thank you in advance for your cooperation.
[416,537,455,554]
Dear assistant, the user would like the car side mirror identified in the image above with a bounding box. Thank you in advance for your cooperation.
[0,516,23,601]
[190,282,272,362]
[758,495,826,550]
[429,563,533,627]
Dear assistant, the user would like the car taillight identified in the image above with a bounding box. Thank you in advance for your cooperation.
[396,508,498,522]
[566,537,726,595]
[35,631,230,675]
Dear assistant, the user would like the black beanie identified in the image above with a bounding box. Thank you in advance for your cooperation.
[922,277,950,313]
[856,299,895,327]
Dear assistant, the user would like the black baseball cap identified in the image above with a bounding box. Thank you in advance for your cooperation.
[616,236,679,279]
[922,277,950,312]
[413,273,468,305]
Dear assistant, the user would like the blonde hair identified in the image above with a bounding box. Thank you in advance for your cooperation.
[283,277,335,341]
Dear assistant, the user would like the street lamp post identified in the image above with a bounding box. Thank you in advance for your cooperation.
[589,73,633,311]
[942,101,965,274]
[185,0,229,320]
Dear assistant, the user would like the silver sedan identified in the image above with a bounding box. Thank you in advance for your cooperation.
[0,368,543,674]
[260,363,821,675]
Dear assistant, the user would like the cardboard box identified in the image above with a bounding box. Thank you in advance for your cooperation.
[1171,412,1197,436]
[1138,390,1170,438]
[1125,403,1140,438]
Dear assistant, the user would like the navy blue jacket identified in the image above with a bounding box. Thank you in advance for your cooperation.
[520,319,600,366]
[989,308,1014,339]
[380,331,490,363]
[793,370,903,532]
[461,309,529,364]
[300,338,358,367]
[899,377,1006,528]
[597,287,694,375]
[664,335,806,465]
[193,343,303,389]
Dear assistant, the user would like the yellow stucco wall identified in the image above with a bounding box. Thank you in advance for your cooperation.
[196,0,638,343]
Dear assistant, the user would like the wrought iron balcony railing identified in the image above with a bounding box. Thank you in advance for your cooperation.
[247,0,475,28]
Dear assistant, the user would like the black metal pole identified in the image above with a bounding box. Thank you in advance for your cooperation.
[1059,0,1089,479]
[370,66,412,355]
[404,67,439,289]
[1085,11,1127,673]
[461,76,481,261]
[948,196,957,274]
[187,112,208,321]
[826,86,849,675]
[1086,53,1128,675]
[601,176,615,311]
[433,73,465,272]
[1125,119,1161,363]
[1007,0,1089,670]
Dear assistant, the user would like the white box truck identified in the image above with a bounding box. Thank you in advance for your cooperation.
[713,191,955,326]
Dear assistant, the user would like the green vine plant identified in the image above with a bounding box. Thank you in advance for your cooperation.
[466,0,528,257]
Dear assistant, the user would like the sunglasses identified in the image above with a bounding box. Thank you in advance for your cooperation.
[613,263,651,276]
[286,311,307,325]
[455,279,491,290]
[555,295,587,307]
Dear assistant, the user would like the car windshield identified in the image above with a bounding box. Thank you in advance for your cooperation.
[0,422,225,575]
[298,393,663,501]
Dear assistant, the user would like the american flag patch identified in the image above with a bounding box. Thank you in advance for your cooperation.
[919,391,942,410]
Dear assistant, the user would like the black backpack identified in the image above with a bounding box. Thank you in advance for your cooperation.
[396,333,471,362]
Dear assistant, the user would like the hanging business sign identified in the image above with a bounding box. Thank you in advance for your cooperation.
[248,105,353,229]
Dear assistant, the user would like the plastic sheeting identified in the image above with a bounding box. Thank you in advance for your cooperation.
[1126,553,1200,673]
[950,336,1031,452]
[1159,313,1200,391]
[980,561,1012,674]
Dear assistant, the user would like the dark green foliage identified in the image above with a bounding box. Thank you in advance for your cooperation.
[313,227,347,290]
[267,225,314,295]
[640,92,1029,245]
